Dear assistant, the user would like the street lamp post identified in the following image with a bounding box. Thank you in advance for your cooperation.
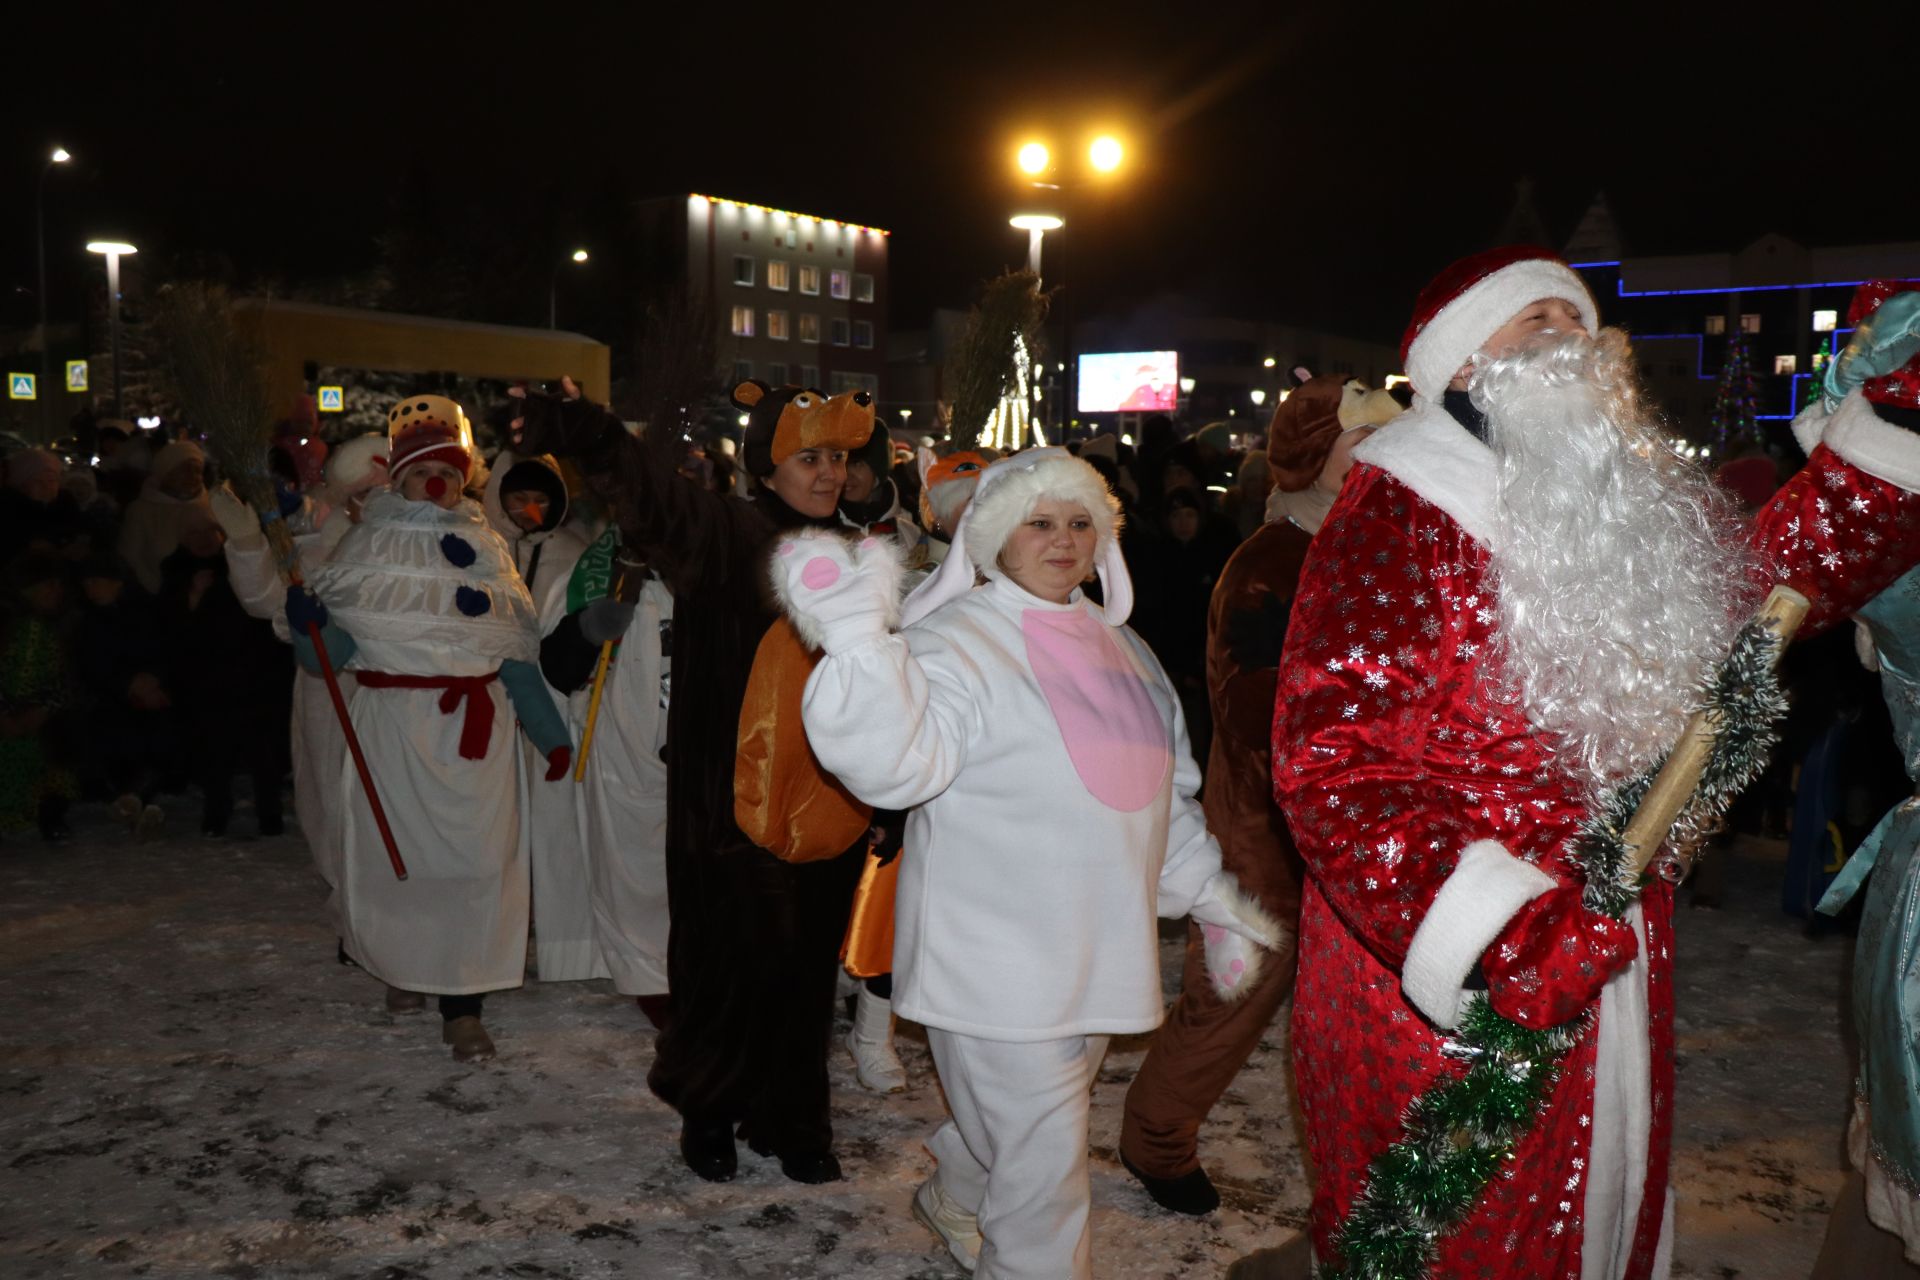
[550,247,589,330]
[36,147,72,438]
[1008,213,1065,282]
[87,241,137,418]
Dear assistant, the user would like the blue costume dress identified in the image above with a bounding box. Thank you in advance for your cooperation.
[1820,564,1920,1260]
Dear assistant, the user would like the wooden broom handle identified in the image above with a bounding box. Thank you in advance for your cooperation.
[1621,585,1811,875]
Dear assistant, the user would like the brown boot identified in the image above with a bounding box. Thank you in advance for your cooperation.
[385,985,426,1014]
[442,1015,495,1062]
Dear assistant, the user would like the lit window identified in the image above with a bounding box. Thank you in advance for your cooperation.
[1812,309,1837,333]
[801,364,820,387]
[853,273,875,303]
[732,256,755,286]
[798,266,820,296]
[732,359,753,383]
[1739,313,1761,334]
[767,362,787,384]
[1773,354,1797,375]
[1704,315,1726,335]
[767,260,790,292]
[798,313,821,344]
[730,306,754,337]
[853,320,874,349]
[768,310,790,341]
[830,317,851,347]
[830,270,851,300]
[784,228,797,248]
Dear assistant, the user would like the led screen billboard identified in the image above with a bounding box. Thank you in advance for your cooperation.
[1077,350,1179,413]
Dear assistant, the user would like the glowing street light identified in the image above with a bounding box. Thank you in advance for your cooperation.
[36,147,75,437]
[1089,135,1124,173]
[550,247,591,329]
[1009,213,1065,281]
[571,247,590,264]
[1262,356,1276,368]
[1017,142,1051,176]
[87,240,138,417]
[50,147,71,165]
[1249,388,1268,407]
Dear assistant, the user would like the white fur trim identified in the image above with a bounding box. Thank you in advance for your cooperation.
[1582,903,1653,1280]
[1789,401,1828,458]
[1822,388,1920,494]
[1349,402,1500,551]
[1406,260,1599,401]
[766,528,904,653]
[1400,839,1556,1029]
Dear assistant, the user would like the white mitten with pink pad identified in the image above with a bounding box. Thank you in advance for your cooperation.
[1188,871,1284,1002]
[768,530,906,653]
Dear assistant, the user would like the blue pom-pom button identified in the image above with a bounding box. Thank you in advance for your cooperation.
[455,586,492,616]
[439,533,477,568]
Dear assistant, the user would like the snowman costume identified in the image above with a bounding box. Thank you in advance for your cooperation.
[774,449,1277,1280]
[295,404,570,1005]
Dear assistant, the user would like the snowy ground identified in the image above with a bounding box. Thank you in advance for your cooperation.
[0,807,1855,1278]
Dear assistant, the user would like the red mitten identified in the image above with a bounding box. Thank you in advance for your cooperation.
[545,746,572,782]
[1481,886,1639,1028]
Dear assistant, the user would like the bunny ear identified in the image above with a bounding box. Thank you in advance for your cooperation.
[916,445,938,487]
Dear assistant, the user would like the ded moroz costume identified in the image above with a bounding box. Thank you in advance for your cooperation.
[1275,248,1920,1279]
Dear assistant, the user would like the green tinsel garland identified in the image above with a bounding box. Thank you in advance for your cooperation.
[1325,616,1790,1279]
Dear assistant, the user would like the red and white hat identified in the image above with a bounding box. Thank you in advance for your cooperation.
[385,394,474,482]
[1845,280,1920,413]
[1400,245,1599,402]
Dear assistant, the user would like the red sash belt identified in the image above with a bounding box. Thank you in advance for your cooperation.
[355,670,500,760]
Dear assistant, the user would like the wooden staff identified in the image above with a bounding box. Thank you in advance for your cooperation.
[572,568,628,783]
[1622,585,1811,875]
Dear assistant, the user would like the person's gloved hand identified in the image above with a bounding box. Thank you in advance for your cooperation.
[285,585,329,634]
[545,745,572,782]
[768,532,902,653]
[1188,871,1284,1002]
[509,376,625,459]
[1481,885,1639,1029]
[210,485,265,550]
[580,598,637,645]
[1825,291,1920,411]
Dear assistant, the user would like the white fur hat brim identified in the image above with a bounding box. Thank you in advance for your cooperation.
[1405,259,1598,402]
[900,448,1131,627]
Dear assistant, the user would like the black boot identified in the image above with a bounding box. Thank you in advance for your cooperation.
[1122,1150,1221,1216]
[679,1119,737,1183]
[738,1122,843,1185]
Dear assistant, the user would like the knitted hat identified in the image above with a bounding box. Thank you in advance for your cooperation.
[1266,374,1349,493]
[736,381,876,477]
[849,418,893,478]
[1400,245,1598,401]
[901,448,1130,627]
[385,394,474,482]
[1845,280,1920,413]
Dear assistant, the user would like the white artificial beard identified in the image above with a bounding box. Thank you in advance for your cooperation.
[1475,328,1757,793]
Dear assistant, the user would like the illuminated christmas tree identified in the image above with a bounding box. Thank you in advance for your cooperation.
[1709,330,1762,451]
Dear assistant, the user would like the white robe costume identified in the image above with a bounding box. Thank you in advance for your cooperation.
[307,490,544,995]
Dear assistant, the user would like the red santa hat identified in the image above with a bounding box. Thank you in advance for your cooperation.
[1400,245,1599,402]
[1845,280,1920,413]
[385,394,474,482]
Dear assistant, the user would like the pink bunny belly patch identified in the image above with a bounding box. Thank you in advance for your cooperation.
[1021,607,1172,812]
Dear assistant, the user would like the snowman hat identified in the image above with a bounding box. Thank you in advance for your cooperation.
[901,447,1130,627]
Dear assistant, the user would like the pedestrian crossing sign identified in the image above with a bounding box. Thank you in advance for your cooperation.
[317,386,344,413]
[65,360,87,392]
[7,373,34,400]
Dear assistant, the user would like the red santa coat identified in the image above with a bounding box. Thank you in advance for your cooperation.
[1274,391,1920,1280]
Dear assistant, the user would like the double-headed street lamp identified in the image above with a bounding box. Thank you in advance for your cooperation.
[36,146,73,436]
[87,240,137,417]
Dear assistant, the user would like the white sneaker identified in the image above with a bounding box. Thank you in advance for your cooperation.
[847,985,907,1092]
[912,1177,981,1273]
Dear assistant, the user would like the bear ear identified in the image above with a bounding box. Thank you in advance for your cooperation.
[732,380,769,410]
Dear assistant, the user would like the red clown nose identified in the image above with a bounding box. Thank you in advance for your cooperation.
[425,475,448,500]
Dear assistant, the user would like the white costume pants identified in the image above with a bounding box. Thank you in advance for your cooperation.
[925,1029,1110,1280]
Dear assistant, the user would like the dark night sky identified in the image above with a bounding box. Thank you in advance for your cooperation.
[7,0,1919,352]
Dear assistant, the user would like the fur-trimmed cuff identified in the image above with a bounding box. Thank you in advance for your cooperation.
[1191,871,1287,1004]
[1789,402,1828,458]
[1401,839,1557,1029]
[1822,389,1920,494]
